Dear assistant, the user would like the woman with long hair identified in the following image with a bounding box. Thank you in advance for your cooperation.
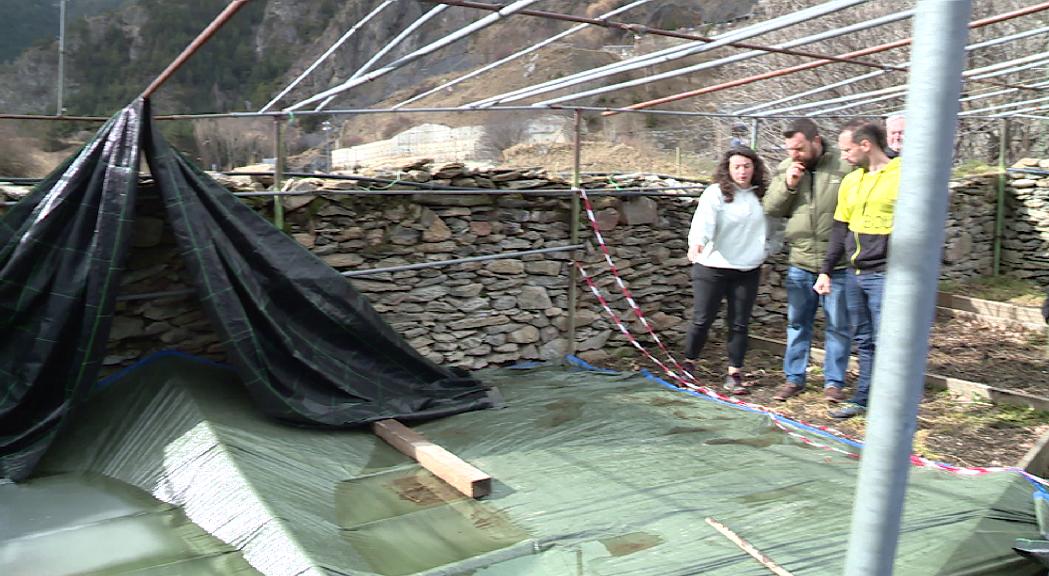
[683,147,776,394]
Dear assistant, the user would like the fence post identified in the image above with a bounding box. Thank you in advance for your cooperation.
[567,109,583,355]
[993,117,1008,275]
[273,116,286,230]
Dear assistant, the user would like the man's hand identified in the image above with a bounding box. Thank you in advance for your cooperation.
[814,273,832,295]
[785,161,806,190]
[688,244,703,262]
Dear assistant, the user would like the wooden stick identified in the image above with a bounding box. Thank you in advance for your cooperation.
[705,517,794,576]
[372,419,492,498]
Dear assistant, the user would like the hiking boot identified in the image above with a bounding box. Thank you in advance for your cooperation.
[830,403,866,419]
[773,382,803,402]
[824,386,846,403]
[724,372,748,395]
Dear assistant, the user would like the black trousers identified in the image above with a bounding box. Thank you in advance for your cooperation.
[684,263,761,368]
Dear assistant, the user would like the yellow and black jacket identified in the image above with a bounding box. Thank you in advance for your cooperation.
[820,157,901,274]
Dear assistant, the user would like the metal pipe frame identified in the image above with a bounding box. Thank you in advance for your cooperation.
[737,23,1049,116]
[394,0,658,109]
[140,0,252,99]
[260,0,399,112]
[316,3,449,111]
[285,0,545,111]
[606,0,1049,116]
[567,109,583,355]
[534,8,916,108]
[994,118,1008,275]
[115,243,586,303]
[462,0,869,108]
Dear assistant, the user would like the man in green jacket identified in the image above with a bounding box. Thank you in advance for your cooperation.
[764,118,853,403]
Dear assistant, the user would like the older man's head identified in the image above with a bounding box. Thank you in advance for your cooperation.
[885,114,905,153]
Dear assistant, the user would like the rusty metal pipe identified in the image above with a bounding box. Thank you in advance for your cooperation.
[141,0,253,99]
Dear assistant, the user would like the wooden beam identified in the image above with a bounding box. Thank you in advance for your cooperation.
[936,291,1044,326]
[705,517,794,576]
[372,419,492,498]
[748,334,1049,411]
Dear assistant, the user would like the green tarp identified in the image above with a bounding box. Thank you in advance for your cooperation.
[5,352,1042,575]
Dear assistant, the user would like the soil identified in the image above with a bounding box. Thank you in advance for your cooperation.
[606,312,1049,469]
[500,141,713,180]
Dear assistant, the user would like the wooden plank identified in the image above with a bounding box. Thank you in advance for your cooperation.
[1019,427,1049,476]
[748,335,1049,412]
[372,419,492,499]
[748,334,861,370]
[705,517,794,576]
[923,373,1049,412]
[937,291,1043,325]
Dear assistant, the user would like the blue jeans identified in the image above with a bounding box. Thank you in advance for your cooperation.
[846,271,886,407]
[784,267,850,389]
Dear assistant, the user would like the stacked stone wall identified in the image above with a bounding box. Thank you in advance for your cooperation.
[0,160,1016,371]
[1002,159,1049,281]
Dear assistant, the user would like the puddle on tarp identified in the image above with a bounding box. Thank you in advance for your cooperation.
[704,436,780,449]
[336,467,529,575]
[599,531,664,557]
[537,398,584,429]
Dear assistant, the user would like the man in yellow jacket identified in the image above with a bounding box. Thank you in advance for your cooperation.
[814,121,901,419]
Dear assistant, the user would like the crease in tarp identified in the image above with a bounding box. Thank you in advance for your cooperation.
[0,99,494,482]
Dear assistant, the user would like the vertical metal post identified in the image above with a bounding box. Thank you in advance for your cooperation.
[566,109,583,355]
[749,117,759,149]
[273,116,286,230]
[57,0,66,115]
[843,2,970,575]
[993,118,1008,276]
[675,146,681,175]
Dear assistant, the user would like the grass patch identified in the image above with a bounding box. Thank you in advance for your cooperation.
[940,275,1045,305]
[951,160,997,178]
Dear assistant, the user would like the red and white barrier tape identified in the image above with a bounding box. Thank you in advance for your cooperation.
[572,187,1049,489]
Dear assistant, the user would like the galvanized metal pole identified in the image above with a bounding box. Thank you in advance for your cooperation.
[608,1,1046,116]
[994,117,1009,275]
[57,0,66,115]
[567,109,583,355]
[843,2,971,575]
[273,116,285,230]
[749,118,760,149]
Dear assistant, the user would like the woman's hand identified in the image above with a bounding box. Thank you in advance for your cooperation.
[687,244,703,262]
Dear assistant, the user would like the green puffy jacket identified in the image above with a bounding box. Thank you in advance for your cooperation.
[763,144,853,273]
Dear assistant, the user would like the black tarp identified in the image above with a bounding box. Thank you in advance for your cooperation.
[0,100,495,481]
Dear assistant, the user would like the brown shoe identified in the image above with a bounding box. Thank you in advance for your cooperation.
[824,387,846,403]
[773,382,803,401]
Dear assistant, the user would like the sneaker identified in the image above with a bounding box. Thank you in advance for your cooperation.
[830,403,866,419]
[773,382,803,402]
[723,373,748,395]
[823,386,846,403]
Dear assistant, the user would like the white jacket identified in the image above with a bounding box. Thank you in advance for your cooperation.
[688,184,780,270]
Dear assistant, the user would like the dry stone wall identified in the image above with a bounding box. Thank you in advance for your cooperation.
[0,159,1019,372]
[1002,159,1049,282]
